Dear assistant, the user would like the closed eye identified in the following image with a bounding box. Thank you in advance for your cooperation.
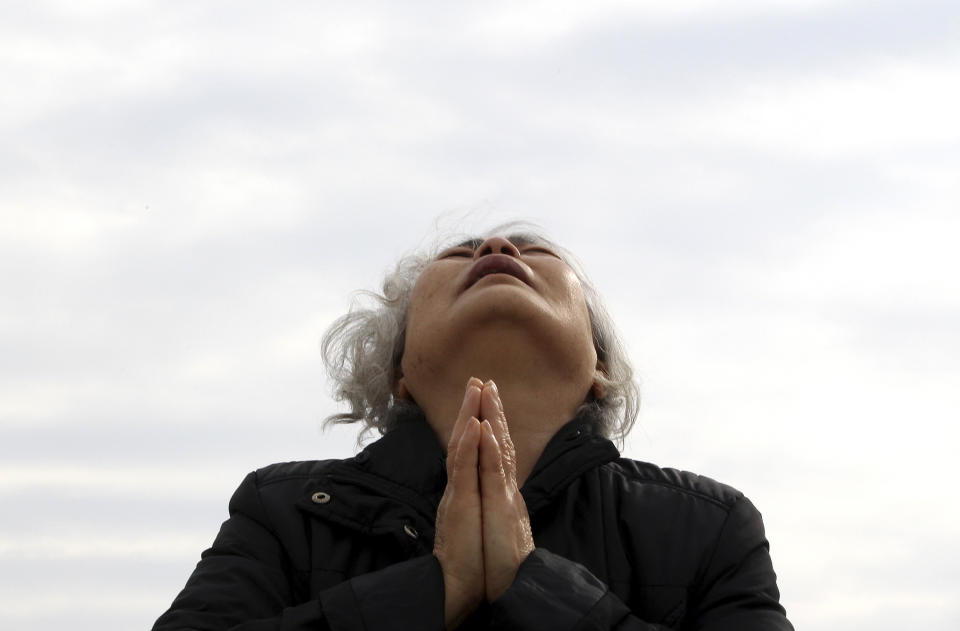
[522,246,561,258]
[437,247,474,259]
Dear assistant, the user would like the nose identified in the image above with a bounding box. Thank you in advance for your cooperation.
[474,236,521,259]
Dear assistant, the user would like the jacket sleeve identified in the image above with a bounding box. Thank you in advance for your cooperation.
[487,496,793,631]
[152,472,446,631]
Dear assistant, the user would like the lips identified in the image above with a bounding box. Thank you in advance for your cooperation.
[462,254,533,292]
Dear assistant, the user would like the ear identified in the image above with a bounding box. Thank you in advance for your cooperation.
[591,360,608,400]
[393,371,412,401]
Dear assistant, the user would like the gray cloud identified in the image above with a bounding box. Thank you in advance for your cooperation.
[2,1,959,630]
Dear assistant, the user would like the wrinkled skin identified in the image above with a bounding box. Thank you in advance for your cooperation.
[433,377,535,629]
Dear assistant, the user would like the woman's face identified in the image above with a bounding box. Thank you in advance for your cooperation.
[400,234,597,391]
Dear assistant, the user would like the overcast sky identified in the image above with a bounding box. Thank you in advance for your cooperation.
[2,1,959,629]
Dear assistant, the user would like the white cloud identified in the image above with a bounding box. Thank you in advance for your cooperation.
[0,532,207,560]
[472,0,845,51]
[762,207,960,332]
[0,591,170,617]
[0,464,236,497]
[693,51,960,157]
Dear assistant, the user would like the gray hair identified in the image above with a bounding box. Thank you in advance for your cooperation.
[321,221,640,446]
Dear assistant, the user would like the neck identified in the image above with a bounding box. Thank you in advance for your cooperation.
[405,331,595,486]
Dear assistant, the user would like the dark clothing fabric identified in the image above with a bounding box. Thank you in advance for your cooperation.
[153,407,793,630]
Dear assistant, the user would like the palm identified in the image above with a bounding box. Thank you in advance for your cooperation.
[433,378,535,628]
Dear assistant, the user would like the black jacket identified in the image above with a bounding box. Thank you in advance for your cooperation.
[153,408,793,630]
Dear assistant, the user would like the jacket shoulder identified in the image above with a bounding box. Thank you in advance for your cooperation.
[602,458,745,510]
[251,459,345,487]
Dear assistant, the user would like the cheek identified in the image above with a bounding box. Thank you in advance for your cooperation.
[401,267,453,384]
[561,274,597,349]
[404,266,451,336]
[558,271,591,318]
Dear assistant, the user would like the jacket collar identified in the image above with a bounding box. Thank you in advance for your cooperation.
[520,406,620,513]
[350,405,449,505]
[299,404,620,532]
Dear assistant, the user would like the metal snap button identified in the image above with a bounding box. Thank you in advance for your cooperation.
[403,524,419,539]
[311,491,331,504]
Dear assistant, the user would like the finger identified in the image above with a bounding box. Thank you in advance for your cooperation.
[451,378,483,450]
[478,419,506,496]
[479,380,500,423]
[436,415,486,626]
[480,381,517,487]
[447,379,483,478]
[451,417,482,496]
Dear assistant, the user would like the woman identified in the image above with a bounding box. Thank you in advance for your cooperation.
[153,222,793,630]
